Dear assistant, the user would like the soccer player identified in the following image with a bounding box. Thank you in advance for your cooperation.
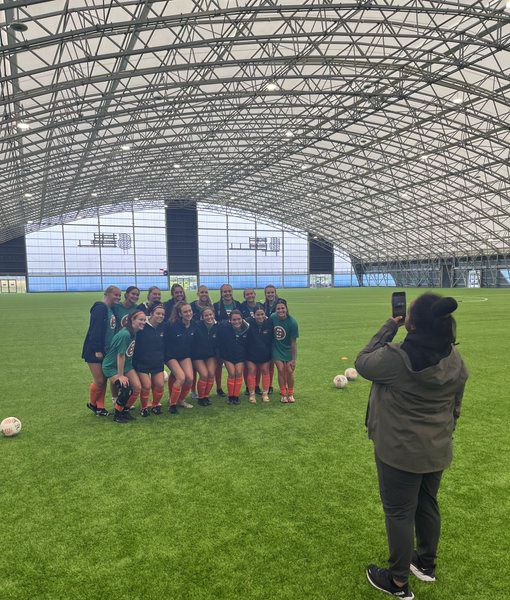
[246,306,274,403]
[213,284,242,396]
[190,285,214,321]
[263,285,287,394]
[239,288,260,319]
[138,286,162,316]
[216,309,249,405]
[271,300,299,403]
[163,283,186,322]
[82,285,121,417]
[191,307,218,406]
[112,286,140,330]
[133,303,165,417]
[102,310,146,423]
[164,301,196,413]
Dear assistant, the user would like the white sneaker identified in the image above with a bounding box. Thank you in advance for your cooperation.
[179,401,193,409]
[287,395,295,403]
[280,395,288,404]
[249,394,256,404]
[262,393,270,402]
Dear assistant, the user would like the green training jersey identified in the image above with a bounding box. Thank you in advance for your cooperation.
[105,306,117,351]
[112,302,136,330]
[102,328,136,378]
[270,313,299,362]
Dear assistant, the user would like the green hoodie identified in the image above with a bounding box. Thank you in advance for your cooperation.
[355,319,468,474]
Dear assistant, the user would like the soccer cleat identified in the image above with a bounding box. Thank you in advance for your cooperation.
[233,396,240,405]
[217,388,226,398]
[227,396,235,405]
[169,405,178,414]
[189,390,198,400]
[261,393,270,403]
[86,402,97,414]
[122,410,135,420]
[287,395,295,403]
[204,397,211,406]
[140,408,150,417]
[268,386,273,394]
[410,551,436,582]
[249,394,256,404]
[280,396,288,403]
[95,408,110,417]
[244,388,250,396]
[113,412,128,423]
[255,386,262,396]
[366,565,414,600]
[197,398,206,406]
[179,400,193,409]
[151,405,162,415]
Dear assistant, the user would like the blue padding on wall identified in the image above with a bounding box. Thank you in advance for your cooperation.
[256,275,283,288]
[135,276,169,291]
[283,275,308,288]
[66,276,102,291]
[28,276,66,292]
[229,275,257,289]
[199,275,228,290]
[102,276,137,290]
[334,274,359,287]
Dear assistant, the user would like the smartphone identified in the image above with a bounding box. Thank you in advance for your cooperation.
[391,292,406,319]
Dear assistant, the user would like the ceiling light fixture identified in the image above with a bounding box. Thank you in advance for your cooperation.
[266,82,278,91]
[173,163,181,169]
[9,21,28,32]
[17,121,31,130]
[205,179,211,184]
[285,130,294,138]
[121,144,131,151]
[24,193,33,198]
[91,193,98,197]
[453,94,463,104]
[301,164,310,170]
[134,197,139,201]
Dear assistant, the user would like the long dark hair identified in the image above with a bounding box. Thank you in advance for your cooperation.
[409,294,458,344]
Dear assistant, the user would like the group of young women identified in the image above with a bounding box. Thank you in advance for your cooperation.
[82,283,299,423]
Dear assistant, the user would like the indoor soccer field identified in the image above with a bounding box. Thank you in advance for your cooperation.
[0,287,507,600]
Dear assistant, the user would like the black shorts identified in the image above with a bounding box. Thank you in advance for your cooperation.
[134,365,164,376]
[82,349,103,364]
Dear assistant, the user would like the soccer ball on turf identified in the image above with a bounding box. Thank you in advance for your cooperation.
[1,417,22,437]
[163,371,169,382]
[344,368,358,381]
[333,375,348,389]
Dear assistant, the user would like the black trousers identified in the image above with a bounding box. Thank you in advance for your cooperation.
[375,454,443,582]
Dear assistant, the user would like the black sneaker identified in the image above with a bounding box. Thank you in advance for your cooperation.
[197,398,206,406]
[122,410,135,421]
[151,405,162,415]
[227,396,235,405]
[86,402,97,414]
[95,408,110,417]
[217,388,226,398]
[113,411,128,423]
[233,396,240,405]
[268,386,273,395]
[255,386,262,396]
[140,408,150,417]
[204,397,211,406]
[169,405,178,414]
[244,388,250,396]
[410,551,436,582]
[366,565,414,600]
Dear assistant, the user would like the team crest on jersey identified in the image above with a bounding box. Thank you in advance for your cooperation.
[121,314,129,327]
[126,340,135,358]
[274,325,286,341]
[110,315,116,329]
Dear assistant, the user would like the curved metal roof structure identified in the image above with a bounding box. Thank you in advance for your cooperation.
[1,0,510,262]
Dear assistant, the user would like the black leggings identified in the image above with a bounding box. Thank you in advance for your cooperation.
[114,380,133,409]
[375,454,443,582]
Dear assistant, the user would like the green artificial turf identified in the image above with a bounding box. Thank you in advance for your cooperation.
[0,287,508,600]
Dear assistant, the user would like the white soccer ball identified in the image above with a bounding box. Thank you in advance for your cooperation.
[344,368,358,381]
[1,417,22,437]
[333,375,348,389]
[163,370,169,382]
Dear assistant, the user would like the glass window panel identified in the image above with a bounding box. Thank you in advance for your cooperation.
[99,225,135,274]
[63,225,101,274]
[256,230,282,274]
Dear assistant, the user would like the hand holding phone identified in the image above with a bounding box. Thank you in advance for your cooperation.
[391,291,406,319]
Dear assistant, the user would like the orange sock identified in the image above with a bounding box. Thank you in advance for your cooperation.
[279,387,287,397]
[140,389,150,409]
[227,377,235,397]
[170,383,181,406]
[262,373,271,392]
[126,392,139,409]
[178,385,191,403]
[95,385,106,410]
[152,389,163,407]
[89,383,99,407]
[247,374,256,392]
[287,388,294,396]
[205,377,215,397]
[234,376,243,397]
[197,379,208,398]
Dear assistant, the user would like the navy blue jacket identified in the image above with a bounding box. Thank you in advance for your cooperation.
[133,322,165,371]
[246,317,274,364]
[164,320,196,361]
[82,302,110,357]
[214,299,242,322]
[240,301,264,320]
[190,300,214,322]
[191,322,218,360]
[216,320,249,363]
[263,297,286,317]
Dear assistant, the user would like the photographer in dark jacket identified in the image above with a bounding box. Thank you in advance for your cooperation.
[355,294,468,600]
